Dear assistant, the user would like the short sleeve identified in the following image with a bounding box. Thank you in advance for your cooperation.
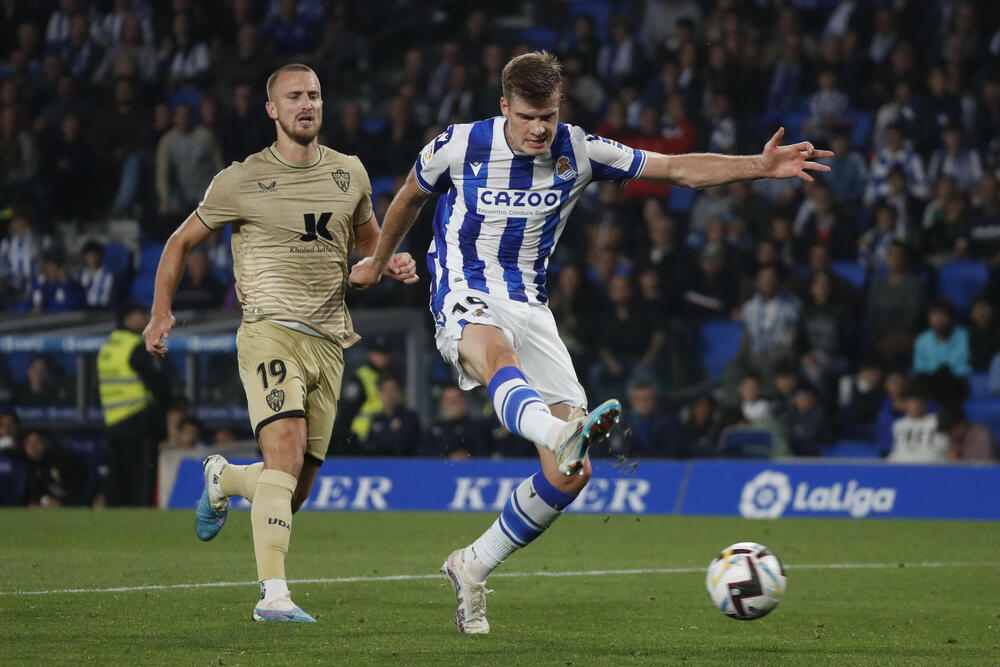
[196,164,240,230]
[413,125,455,194]
[352,157,374,226]
[585,134,647,182]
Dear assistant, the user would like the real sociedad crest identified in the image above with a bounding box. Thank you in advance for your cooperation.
[555,156,577,180]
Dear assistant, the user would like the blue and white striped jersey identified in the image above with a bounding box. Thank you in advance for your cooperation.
[413,117,647,316]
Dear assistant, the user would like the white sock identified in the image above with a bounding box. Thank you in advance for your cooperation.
[464,472,577,583]
[487,366,565,449]
[260,578,289,603]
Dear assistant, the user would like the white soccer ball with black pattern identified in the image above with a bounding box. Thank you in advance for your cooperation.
[706,542,786,620]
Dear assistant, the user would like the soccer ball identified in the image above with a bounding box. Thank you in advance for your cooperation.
[706,542,786,620]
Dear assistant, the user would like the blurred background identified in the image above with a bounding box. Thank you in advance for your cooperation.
[1,0,999,508]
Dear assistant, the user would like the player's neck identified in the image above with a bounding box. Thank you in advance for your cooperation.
[273,135,320,166]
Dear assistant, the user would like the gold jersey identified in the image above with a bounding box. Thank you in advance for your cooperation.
[196,143,373,347]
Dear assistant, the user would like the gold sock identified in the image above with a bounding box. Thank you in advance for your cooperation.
[219,462,264,501]
[250,469,297,581]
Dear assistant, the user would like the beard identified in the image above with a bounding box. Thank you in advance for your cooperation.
[277,113,321,145]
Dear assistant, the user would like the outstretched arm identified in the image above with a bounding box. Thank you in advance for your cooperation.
[639,127,833,189]
[143,213,212,357]
[349,169,430,289]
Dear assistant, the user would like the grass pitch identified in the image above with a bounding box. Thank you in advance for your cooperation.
[1,509,998,665]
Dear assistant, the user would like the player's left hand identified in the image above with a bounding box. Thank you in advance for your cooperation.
[384,252,419,284]
[761,127,834,182]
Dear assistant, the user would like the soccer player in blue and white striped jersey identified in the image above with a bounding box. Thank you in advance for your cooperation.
[350,51,832,634]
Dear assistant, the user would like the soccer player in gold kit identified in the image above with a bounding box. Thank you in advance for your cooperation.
[143,64,417,622]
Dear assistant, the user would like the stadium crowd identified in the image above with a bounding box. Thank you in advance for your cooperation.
[1,0,1000,504]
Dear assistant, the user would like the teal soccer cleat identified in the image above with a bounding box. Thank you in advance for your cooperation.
[253,596,317,623]
[552,399,622,476]
[194,454,229,541]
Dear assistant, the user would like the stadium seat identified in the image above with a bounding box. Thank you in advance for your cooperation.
[778,111,809,142]
[362,117,387,136]
[102,242,134,279]
[719,426,774,458]
[568,0,612,40]
[370,176,396,200]
[938,261,989,315]
[970,373,991,398]
[963,397,1000,445]
[4,353,32,384]
[0,453,27,505]
[667,185,695,213]
[515,27,559,52]
[848,110,873,148]
[129,273,156,307]
[821,441,881,458]
[699,320,743,381]
[830,261,867,290]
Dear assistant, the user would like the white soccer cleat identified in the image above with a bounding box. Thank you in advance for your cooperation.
[552,399,622,476]
[440,548,492,634]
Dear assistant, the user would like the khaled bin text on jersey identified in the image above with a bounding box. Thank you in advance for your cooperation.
[413,117,647,312]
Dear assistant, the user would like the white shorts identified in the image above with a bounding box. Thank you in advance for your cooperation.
[433,289,587,408]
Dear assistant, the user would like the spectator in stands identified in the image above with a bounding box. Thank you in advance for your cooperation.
[937,402,996,461]
[14,357,70,406]
[888,381,947,462]
[858,202,905,273]
[327,101,370,166]
[589,274,666,399]
[969,296,1000,372]
[88,78,151,218]
[29,247,86,314]
[913,297,970,400]
[213,427,238,445]
[597,16,643,88]
[921,175,956,236]
[769,357,800,422]
[689,185,731,241]
[923,191,971,267]
[705,92,736,154]
[60,12,102,82]
[728,181,771,241]
[216,23,271,92]
[40,112,92,221]
[640,0,702,60]
[260,0,318,57]
[560,14,599,76]
[158,396,191,450]
[165,11,209,91]
[419,384,486,459]
[435,64,474,126]
[922,66,963,153]
[377,96,422,177]
[174,416,205,449]
[93,15,157,85]
[0,408,20,451]
[840,355,886,440]
[799,270,852,396]
[680,393,720,453]
[792,182,855,263]
[682,242,737,321]
[615,380,685,458]
[804,69,849,142]
[866,242,925,368]
[78,239,115,308]
[736,264,801,375]
[172,249,225,310]
[969,175,1000,265]
[0,212,44,306]
[880,165,923,231]
[155,103,223,218]
[640,204,689,294]
[765,33,806,115]
[928,122,983,192]
[362,375,420,456]
[220,83,271,163]
[0,105,39,204]
[22,429,82,506]
[44,0,79,55]
[786,382,832,457]
[792,243,856,312]
[865,123,927,205]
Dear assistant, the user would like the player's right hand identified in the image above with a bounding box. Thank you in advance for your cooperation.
[348,257,382,290]
[143,311,176,358]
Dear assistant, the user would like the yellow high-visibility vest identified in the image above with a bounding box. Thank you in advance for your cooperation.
[97,330,152,426]
[350,365,382,440]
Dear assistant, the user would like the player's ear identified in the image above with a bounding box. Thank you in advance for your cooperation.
[499,96,509,119]
[265,100,277,121]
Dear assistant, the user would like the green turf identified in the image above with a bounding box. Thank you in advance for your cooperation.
[1,510,998,665]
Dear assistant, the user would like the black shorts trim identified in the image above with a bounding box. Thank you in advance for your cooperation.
[254,410,307,440]
[303,452,324,467]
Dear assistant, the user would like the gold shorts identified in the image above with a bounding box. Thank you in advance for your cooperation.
[236,320,344,463]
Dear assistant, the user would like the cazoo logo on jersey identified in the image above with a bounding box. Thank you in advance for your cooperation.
[476,188,561,217]
[739,469,897,518]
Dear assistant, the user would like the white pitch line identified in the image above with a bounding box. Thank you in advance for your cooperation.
[4,561,997,597]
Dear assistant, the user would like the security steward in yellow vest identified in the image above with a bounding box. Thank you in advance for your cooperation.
[329,336,395,453]
[97,301,171,506]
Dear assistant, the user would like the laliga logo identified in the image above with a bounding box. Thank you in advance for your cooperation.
[740,470,897,519]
